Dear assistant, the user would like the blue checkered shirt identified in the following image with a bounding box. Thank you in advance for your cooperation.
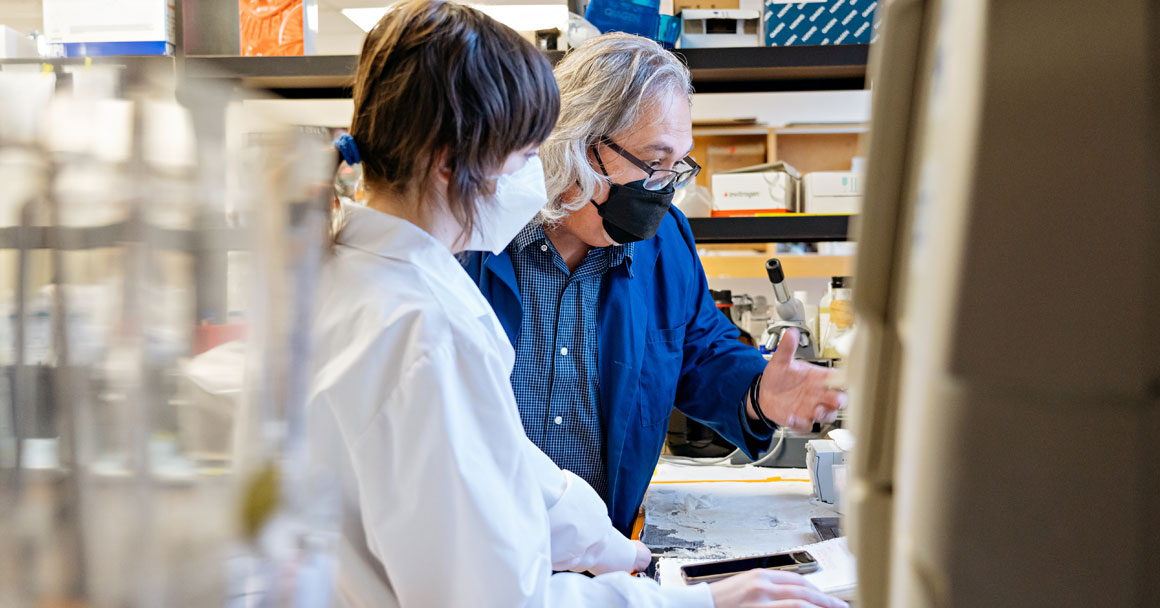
[507,222,634,501]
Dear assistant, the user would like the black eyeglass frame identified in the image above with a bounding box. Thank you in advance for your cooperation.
[596,136,701,191]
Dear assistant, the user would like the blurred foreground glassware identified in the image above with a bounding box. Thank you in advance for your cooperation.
[0,58,337,608]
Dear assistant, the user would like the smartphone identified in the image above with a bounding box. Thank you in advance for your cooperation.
[680,550,818,584]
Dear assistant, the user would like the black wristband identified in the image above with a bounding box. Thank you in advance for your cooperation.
[748,372,777,432]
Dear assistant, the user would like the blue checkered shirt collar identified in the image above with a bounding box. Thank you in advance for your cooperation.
[509,221,635,270]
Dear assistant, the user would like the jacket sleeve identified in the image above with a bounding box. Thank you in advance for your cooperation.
[331,320,713,608]
[668,210,775,459]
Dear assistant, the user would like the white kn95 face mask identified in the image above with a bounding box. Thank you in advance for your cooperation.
[462,156,548,255]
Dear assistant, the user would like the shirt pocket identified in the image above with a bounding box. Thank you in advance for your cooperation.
[639,324,686,427]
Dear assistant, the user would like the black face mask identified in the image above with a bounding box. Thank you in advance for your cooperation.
[590,179,675,244]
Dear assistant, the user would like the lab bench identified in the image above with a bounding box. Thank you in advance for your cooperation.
[636,461,854,595]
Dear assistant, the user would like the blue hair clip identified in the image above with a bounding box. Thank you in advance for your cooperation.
[333,133,362,166]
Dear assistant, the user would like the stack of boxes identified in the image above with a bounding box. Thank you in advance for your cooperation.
[711,165,865,215]
[677,0,880,48]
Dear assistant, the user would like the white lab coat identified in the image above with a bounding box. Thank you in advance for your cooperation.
[308,203,713,608]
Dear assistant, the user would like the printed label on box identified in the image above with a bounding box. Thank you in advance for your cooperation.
[763,0,879,46]
[712,172,797,214]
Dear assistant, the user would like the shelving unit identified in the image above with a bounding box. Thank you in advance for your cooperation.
[688,214,853,244]
[6,49,867,247]
[182,45,869,97]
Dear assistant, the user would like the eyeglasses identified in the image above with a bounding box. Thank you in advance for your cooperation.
[595,136,701,191]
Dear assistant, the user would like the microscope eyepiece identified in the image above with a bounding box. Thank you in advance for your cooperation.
[766,258,785,285]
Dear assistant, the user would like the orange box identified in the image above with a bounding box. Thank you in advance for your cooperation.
[240,0,305,56]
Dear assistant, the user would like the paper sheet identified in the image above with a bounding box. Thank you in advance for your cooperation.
[657,537,857,601]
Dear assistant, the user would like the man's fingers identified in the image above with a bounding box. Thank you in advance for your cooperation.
[820,389,846,412]
[784,413,814,434]
[772,329,800,366]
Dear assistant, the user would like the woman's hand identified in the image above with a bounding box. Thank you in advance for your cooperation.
[708,569,848,608]
[631,541,653,573]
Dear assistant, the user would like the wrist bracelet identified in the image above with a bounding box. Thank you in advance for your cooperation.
[748,372,777,432]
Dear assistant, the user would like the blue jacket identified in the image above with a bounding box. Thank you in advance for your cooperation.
[463,207,772,535]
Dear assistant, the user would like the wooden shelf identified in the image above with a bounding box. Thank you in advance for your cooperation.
[700,254,853,279]
[692,125,770,136]
[182,45,869,97]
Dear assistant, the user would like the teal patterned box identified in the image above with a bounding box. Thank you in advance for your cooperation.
[764,0,880,46]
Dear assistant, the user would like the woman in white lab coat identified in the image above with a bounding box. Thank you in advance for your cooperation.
[308,2,847,607]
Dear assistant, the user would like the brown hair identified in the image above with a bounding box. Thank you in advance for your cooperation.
[349,0,559,238]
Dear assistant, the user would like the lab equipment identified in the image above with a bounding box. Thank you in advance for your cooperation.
[806,439,846,505]
[761,258,819,360]
[679,9,761,49]
[0,57,337,607]
[811,517,841,541]
[42,0,176,56]
[845,1,1159,606]
[820,276,852,359]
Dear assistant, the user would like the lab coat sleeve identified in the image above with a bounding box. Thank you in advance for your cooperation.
[523,442,637,574]
[333,320,713,608]
[669,210,774,459]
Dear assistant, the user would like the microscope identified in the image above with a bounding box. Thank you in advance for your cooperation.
[761,258,819,360]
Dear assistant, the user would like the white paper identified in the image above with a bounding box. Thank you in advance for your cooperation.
[658,537,857,601]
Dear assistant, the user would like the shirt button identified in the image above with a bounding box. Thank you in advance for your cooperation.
[540,244,548,252]
[560,347,568,356]
[554,416,563,425]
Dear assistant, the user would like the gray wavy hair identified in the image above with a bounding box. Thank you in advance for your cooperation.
[537,33,693,225]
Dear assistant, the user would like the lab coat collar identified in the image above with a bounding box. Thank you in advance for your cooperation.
[335,202,496,321]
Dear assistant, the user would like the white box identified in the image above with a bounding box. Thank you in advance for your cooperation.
[0,26,38,58]
[802,171,864,214]
[680,9,762,48]
[711,162,800,215]
[807,439,847,504]
[43,0,174,56]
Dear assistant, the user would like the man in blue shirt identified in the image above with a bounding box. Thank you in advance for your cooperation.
[464,33,845,535]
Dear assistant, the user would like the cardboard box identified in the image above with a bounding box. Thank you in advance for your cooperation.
[706,142,766,182]
[712,162,800,216]
[681,9,761,48]
[764,0,880,46]
[802,171,863,214]
[43,0,175,56]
